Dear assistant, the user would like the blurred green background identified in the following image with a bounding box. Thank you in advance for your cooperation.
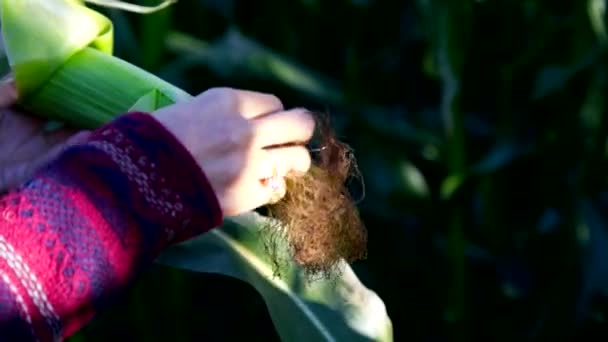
[66,0,608,341]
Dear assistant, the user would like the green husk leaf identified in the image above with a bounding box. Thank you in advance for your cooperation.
[129,89,175,112]
[157,213,394,342]
[0,0,113,99]
[24,46,190,128]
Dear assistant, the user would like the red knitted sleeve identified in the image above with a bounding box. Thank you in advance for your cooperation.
[0,112,223,341]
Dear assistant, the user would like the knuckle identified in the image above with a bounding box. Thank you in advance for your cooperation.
[301,150,312,172]
[225,117,254,147]
[292,109,315,134]
[202,87,237,109]
[283,147,311,175]
[302,110,316,129]
[294,110,317,140]
[295,147,312,173]
[265,94,284,111]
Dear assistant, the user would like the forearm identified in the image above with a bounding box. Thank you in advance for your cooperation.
[0,112,222,341]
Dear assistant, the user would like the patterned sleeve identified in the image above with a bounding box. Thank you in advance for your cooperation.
[0,112,223,341]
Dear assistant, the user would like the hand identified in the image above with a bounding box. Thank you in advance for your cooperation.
[152,88,315,217]
[0,75,90,193]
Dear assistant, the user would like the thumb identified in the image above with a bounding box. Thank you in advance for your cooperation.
[0,74,17,108]
[0,130,91,192]
[28,130,92,171]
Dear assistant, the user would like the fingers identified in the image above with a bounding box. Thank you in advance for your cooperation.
[0,161,29,193]
[233,89,284,118]
[0,73,13,83]
[254,145,312,207]
[184,87,319,214]
[196,88,313,147]
[242,177,286,212]
[0,130,90,192]
[252,108,315,147]
[65,130,92,145]
[258,146,311,179]
[256,174,287,206]
[0,75,17,108]
[266,176,287,204]
[249,106,314,206]
[267,145,312,177]
[199,88,284,119]
[2,117,82,164]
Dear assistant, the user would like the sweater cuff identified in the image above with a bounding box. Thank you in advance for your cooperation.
[85,111,223,245]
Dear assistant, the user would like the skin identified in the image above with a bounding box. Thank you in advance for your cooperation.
[152,88,314,216]
[0,75,315,217]
[0,76,90,193]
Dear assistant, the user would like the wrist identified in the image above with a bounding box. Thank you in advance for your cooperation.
[88,112,224,243]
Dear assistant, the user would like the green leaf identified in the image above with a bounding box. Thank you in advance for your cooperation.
[84,0,176,14]
[0,0,113,98]
[399,161,430,199]
[157,213,393,342]
[138,0,174,70]
[588,0,608,46]
[470,140,534,174]
[578,200,608,319]
[532,47,601,100]
[440,173,466,201]
[129,88,174,112]
[163,29,347,107]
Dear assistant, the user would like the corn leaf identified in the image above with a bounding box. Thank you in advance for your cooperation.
[0,0,113,99]
[157,212,394,342]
